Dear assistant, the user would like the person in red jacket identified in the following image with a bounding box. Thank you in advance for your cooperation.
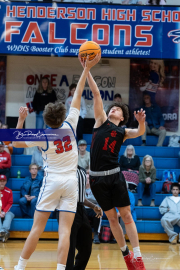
[0,141,11,181]
[0,174,14,242]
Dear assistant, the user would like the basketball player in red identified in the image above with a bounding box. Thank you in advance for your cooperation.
[79,57,146,270]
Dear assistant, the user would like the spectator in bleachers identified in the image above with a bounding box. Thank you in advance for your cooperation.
[85,172,101,244]
[137,155,156,207]
[114,94,131,127]
[0,174,14,243]
[0,120,2,128]
[19,163,43,218]
[1,124,13,155]
[159,183,180,244]
[78,140,90,171]
[31,147,44,178]
[32,76,57,129]
[141,94,166,147]
[140,60,165,104]
[122,0,142,4]
[0,141,11,181]
[65,84,87,141]
[119,145,140,192]
[146,0,166,4]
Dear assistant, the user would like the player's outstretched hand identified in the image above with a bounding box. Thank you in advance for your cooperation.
[19,106,28,120]
[86,54,101,70]
[78,54,86,68]
[79,54,101,70]
[94,205,103,218]
[134,109,146,123]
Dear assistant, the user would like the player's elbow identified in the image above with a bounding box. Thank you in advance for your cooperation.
[12,141,21,148]
[12,141,17,148]
[139,129,145,136]
[93,91,100,98]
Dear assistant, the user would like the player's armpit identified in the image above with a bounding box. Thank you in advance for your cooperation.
[12,141,28,148]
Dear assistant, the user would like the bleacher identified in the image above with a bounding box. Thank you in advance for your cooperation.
[8,135,180,240]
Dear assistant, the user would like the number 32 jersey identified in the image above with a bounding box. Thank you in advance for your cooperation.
[90,119,125,172]
[26,107,79,175]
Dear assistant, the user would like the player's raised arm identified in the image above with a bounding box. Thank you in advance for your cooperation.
[79,54,107,128]
[123,109,146,142]
[71,55,100,111]
[13,107,29,148]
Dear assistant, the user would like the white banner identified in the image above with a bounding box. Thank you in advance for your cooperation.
[24,65,117,118]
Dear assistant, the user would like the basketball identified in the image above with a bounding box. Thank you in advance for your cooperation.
[79,41,101,61]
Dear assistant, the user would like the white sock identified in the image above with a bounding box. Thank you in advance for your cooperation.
[120,245,127,252]
[57,264,66,270]
[133,246,142,259]
[17,256,28,269]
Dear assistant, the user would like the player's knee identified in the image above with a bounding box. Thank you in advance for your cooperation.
[108,216,119,226]
[121,211,132,224]
[31,225,43,237]
[58,228,71,239]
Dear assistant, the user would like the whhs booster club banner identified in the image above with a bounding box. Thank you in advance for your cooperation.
[0,3,180,59]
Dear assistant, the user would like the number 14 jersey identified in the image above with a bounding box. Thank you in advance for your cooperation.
[90,119,125,172]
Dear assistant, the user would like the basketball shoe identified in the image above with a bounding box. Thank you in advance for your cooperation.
[14,266,24,270]
[123,251,135,270]
[133,257,146,270]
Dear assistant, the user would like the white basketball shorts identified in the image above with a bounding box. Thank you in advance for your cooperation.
[36,172,78,213]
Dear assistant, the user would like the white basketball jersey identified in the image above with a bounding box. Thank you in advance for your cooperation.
[26,107,79,175]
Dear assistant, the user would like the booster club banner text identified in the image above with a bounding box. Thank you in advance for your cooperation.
[0,3,180,59]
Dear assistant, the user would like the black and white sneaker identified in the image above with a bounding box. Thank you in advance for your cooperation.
[93,234,100,244]
[2,231,10,243]
[0,230,5,237]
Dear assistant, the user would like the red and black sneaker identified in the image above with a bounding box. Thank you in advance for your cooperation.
[133,257,146,270]
[123,251,135,270]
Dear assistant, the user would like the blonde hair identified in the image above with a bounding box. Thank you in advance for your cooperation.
[150,60,165,87]
[37,77,53,94]
[141,155,155,170]
[124,145,135,158]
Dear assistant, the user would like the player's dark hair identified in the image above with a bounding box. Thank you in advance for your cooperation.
[43,101,66,128]
[171,183,180,190]
[69,84,77,91]
[106,102,129,126]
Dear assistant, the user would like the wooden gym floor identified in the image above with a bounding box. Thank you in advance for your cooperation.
[0,240,180,270]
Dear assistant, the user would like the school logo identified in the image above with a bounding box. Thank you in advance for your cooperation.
[168,29,180,43]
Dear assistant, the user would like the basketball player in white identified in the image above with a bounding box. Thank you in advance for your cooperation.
[13,54,101,270]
